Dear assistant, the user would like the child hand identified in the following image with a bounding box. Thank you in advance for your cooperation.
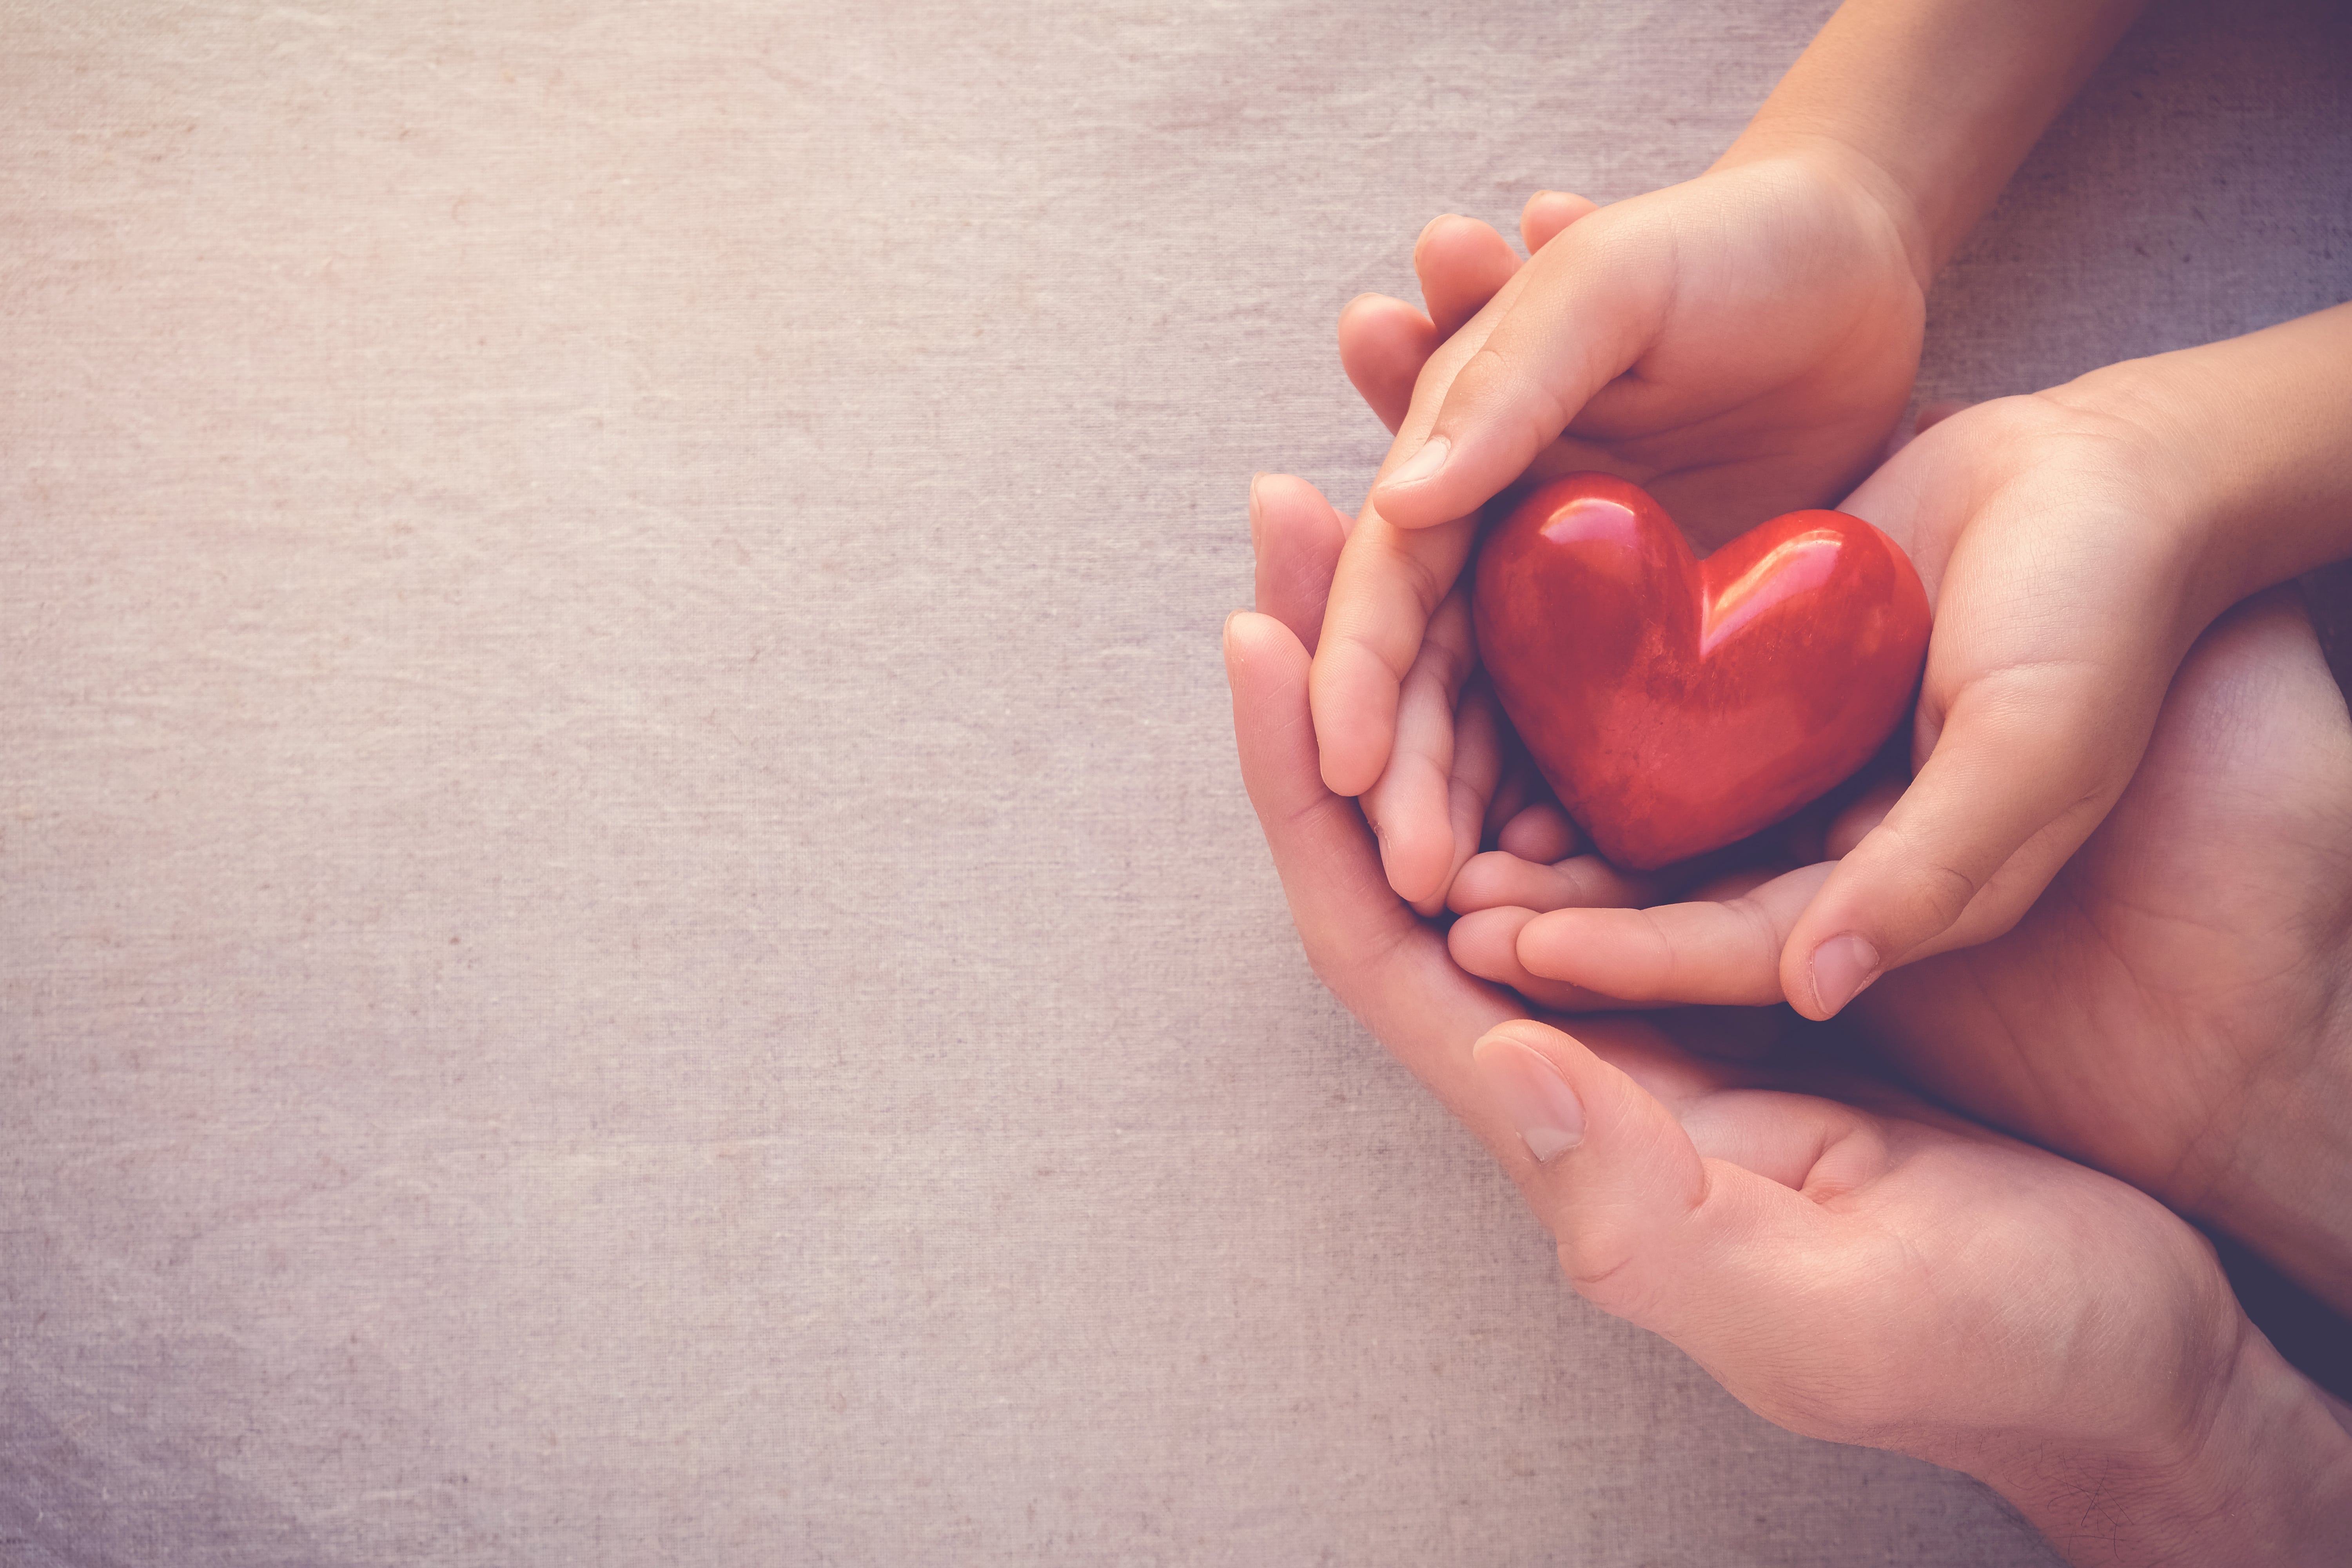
[1316,148,1927,905]
[1447,385,2216,1014]
[1449,294,2352,1022]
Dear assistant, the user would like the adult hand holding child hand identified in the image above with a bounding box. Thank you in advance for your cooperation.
[1425,308,2352,1324]
[1357,197,2352,1021]
[1233,476,2352,1566]
[1380,209,2352,1299]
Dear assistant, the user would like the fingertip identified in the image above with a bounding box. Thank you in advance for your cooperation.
[1497,801,1579,863]
[1520,189,1599,254]
[1794,932,1882,1022]
[1372,804,1452,907]
[1449,902,1536,969]
[1336,290,1426,339]
[1367,437,1461,529]
[1336,293,1439,436]
[1414,214,1524,339]
[1222,608,1293,673]
[1250,473,1348,647]
[1472,1023,1588,1162]
[1307,644,1400,798]
[1472,1017,1715,1323]
[1383,434,1451,491]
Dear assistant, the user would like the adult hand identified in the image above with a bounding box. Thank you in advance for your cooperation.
[1449,579,2352,1314]
[1233,475,2352,1564]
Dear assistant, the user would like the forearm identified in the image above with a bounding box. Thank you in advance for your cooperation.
[1982,1328,2352,1566]
[1718,0,2146,284]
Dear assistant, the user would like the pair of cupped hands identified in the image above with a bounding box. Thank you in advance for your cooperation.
[1229,157,2352,1555]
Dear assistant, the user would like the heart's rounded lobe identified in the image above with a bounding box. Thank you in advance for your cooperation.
[1473,473,1930,869]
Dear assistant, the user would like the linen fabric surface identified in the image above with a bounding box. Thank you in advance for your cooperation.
[4,1,2348,1563]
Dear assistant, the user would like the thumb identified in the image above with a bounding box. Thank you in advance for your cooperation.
[1519,188,1600,255]
[1368,220,1661,531]
[1779,664,2163,1018]
[1470,1019,1724,1330]
[1472,1020,1920,1448]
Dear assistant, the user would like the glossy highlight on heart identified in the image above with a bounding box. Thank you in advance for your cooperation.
[1473,473,1930,870]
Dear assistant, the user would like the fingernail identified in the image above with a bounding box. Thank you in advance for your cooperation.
[1809,934,1881,1016]
[1247,473,1265,539]
[1484,1038,1585,1162]
[1383,436,1450,491]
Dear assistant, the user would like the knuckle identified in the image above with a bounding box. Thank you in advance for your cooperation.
[1334,624,1417,687]
[1381,544,1452,625]
[1452,346,1572,454]
[1888,852,1982,935]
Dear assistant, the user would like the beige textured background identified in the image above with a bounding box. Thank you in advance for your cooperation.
[3,1,2347,1562]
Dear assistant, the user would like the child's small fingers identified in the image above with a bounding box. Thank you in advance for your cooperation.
[1512,863,1835,1007]
[1447,849,1662,916]
[1364,586,1480,905]
[1370,224,1660,532]
[1449,908,1626,1011]
[1780,676,2149,1019]
[1414,214,1524,340]
[1519,189,1600,256]
[1308,512,1479,796]
[1227,608,1519,1070]
[1337,292,1439,435]
[1497,800,1579,863]
[1411,678,1512,916]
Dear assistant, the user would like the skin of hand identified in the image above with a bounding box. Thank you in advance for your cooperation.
[1314,0,2151,914]
[1430,378,2226,1013]
[1319,152,1924,912]
[1368,209,2352,1025]
[1233,474,2352,1563]
[1452,576,2352,1315]
[1369,237,2352,1316]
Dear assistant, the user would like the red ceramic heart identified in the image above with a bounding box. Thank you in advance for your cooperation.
[1473,473,1930,870]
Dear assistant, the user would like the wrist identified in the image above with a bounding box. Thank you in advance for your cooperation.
[1719,0,2147,284]
[2029,360,2232,638]
[1710,129,1936,294]
[2042,305,2352,609]
[1981,1324,2352,1566]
